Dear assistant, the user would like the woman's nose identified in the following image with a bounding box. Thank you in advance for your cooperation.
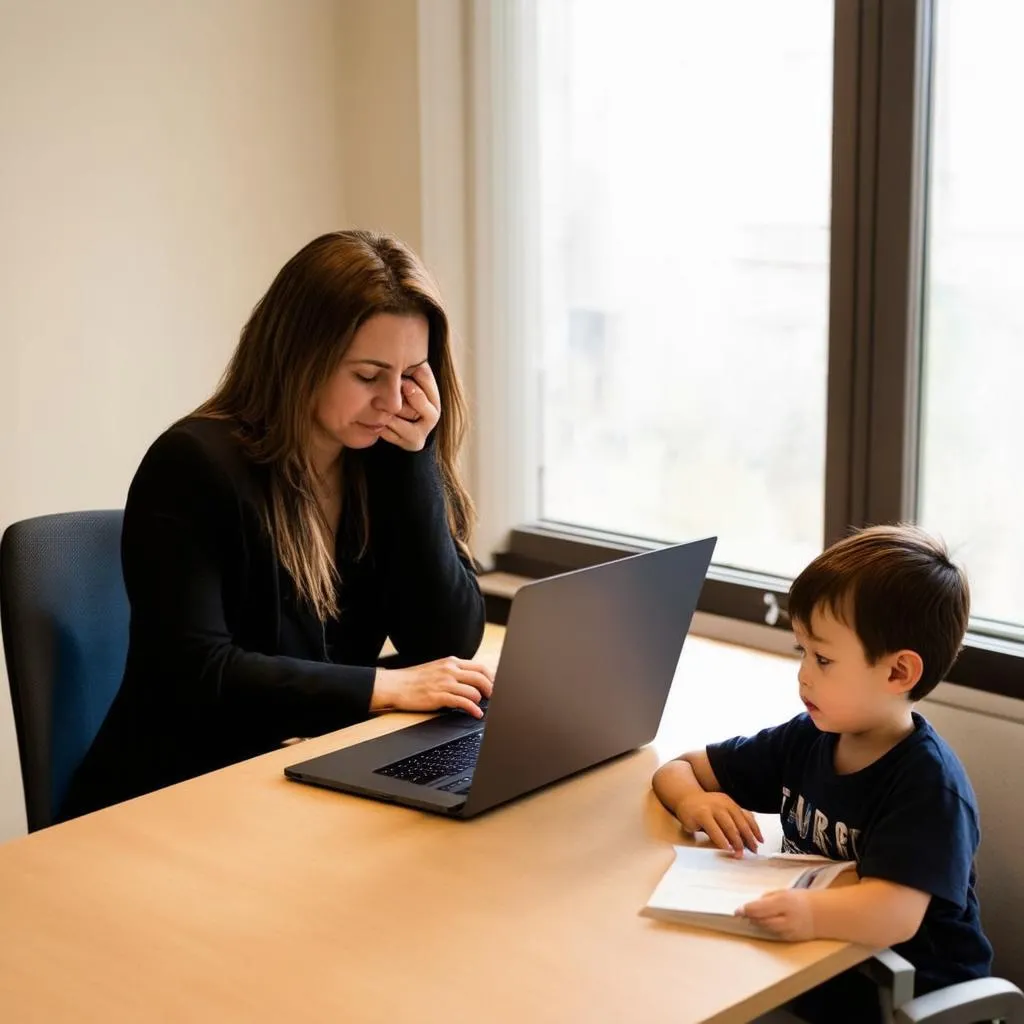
[373,378,404,414]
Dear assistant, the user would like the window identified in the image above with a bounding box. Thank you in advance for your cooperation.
[471,0,1024,695]
[535,0,833,579]
[918,0,1024,634]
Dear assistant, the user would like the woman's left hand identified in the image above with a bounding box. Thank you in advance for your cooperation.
[383,363,441,451]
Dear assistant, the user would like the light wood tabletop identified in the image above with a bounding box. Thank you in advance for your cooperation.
[0,624,871,1023]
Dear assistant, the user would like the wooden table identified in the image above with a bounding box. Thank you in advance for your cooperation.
[0,625,870,1023]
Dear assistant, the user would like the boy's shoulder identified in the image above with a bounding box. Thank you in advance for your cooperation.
[887,713,978,808]
[708,712,822,759]
[768,710,825,752]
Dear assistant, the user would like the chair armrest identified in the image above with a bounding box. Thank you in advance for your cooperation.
[893,977,1024,1024]
[859,949,916,1011]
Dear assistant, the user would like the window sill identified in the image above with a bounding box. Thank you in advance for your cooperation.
[485,522,1024,702]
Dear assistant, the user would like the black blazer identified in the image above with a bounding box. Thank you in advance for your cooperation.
[62,417,485,818]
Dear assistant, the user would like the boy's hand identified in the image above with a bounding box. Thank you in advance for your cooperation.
[737,889,815,941]
[674,791,763,856]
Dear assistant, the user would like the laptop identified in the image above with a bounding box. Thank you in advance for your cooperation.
[284,536,717,818]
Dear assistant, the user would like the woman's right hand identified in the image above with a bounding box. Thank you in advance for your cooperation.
[674,791,763,856]
[371,657,495,718]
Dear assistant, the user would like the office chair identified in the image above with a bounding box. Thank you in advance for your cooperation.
[867,950,1024,1024]
[0,510,128,830]
[761,951,1024,1023]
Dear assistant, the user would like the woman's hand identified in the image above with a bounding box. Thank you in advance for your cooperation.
[371,656,495,718]
[383,364,441,451]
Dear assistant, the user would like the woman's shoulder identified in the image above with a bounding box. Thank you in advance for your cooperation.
[122,419,271,572]
[134,416,263,501]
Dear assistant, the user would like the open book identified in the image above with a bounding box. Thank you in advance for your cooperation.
[641,845,856,940]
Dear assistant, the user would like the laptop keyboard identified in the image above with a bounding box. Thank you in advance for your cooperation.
[438,774,475,793]
[375,731,483,788]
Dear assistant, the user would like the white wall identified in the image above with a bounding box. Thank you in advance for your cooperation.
[0,0,349,840]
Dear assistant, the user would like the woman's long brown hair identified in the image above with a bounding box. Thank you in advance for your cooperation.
[195,230,475,621]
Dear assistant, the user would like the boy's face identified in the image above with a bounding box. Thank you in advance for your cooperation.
[792,607,915,734]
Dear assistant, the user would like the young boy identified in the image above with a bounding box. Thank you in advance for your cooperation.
[652,525,992,1023]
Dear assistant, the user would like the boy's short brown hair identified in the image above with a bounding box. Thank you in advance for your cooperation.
[788,524,970,701]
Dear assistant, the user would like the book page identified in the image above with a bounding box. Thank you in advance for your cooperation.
[645,846,853,917]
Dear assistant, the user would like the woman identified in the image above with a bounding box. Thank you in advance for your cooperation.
[62,231,492,819]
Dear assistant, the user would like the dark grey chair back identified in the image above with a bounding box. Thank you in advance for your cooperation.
[0,511,128,830]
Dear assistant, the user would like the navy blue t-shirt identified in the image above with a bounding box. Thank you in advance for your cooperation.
[707,712,992,1005]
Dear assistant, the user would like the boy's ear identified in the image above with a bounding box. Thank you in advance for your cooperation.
[886,649,924,695]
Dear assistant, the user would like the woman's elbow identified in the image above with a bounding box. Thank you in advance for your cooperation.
[444,576,486,653]
[401,590,485,661]
[453,594,486,657]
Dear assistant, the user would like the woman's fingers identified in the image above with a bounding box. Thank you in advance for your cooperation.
[379,657,496,718]
[398,379,436,422]
[383,394,435,451]
[440,680,488,706]
[452,668,494,699]
[439,692,485,719]
[411,362,442,409]
[380,366,441,451]
[383,422,410,445]
[448,658,495,682]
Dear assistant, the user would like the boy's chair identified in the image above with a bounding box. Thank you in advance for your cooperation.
[762,952,1024,1023]
[0,510,129,830]
[866,950,1024,1024]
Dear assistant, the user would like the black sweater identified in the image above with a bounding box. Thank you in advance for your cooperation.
[62,417,485,818]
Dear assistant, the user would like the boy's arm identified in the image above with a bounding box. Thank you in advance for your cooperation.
[652,750,722,806]
[739,878,931,947]
[653,752,764,855]
[654,717,810,852]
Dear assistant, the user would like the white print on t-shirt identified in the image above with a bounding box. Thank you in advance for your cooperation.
[780,786,862,860]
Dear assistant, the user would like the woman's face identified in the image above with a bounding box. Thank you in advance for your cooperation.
[313,312,430,452]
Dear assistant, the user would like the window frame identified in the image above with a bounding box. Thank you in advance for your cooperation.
[468,0,1024,699]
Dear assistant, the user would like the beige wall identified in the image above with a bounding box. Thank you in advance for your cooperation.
[0,0,350,840]
[338,0,423,253]
[0,0,471,843]
[337,0,473,403]
[922,692,1024,986]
